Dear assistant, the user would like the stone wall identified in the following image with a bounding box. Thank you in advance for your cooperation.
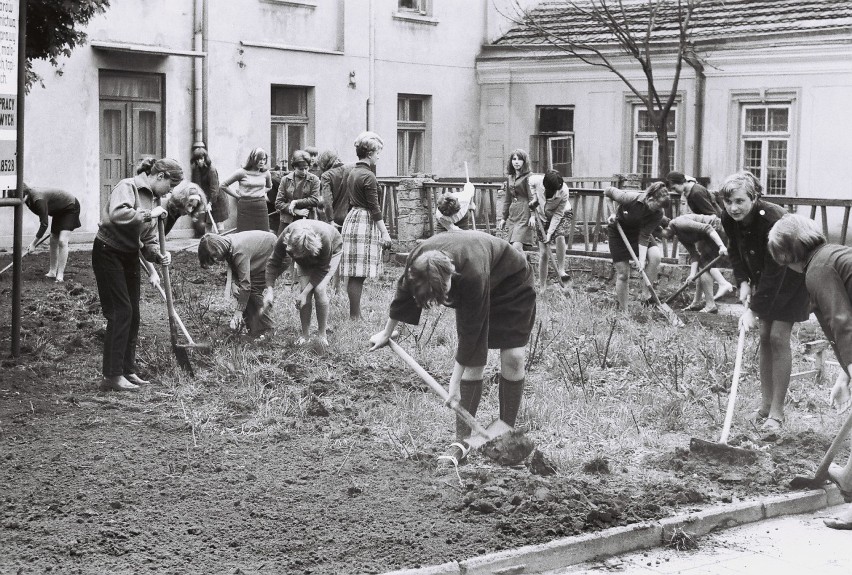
[394,177,434,253]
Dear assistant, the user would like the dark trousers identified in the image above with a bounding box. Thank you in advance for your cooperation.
[92,239,141,377]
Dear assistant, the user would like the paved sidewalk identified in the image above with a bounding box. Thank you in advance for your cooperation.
[551,505,849,575]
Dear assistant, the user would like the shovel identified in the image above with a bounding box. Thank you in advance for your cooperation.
[534,214,572,295]
[790,405,852,490]
[140,257,199,345]
[615,221,684,326]
[0,234,49,276]
[664,255,723,305]
[387,339,534,465]
[690,324,758,464]
[156,205,210,375]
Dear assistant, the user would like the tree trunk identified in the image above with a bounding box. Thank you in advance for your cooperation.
[656,125,671,178]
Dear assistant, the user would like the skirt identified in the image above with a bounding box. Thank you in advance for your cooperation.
[750,268,809,323]
[534,213,570,243]
[506,198,534,245]
[607,224,658,264]
[341,207,383,278]
[52,199,82,234]
[237,196,270,232]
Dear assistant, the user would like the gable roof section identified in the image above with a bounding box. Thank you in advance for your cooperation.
[493,0,852,47]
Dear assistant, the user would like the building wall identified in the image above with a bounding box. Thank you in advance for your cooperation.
[476,40,852,202]
[2,0,505,247]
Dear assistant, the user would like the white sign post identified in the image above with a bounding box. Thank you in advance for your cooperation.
[0,0,17,197]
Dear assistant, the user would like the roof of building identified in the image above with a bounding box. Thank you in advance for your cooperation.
[493,0,852,47]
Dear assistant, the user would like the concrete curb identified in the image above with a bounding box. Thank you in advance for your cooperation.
[381,484,843,575]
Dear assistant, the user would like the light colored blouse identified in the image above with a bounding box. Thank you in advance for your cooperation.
[222,168,271,199]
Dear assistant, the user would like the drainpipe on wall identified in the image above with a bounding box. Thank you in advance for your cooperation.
[367,0,375,131]
[192,0,205,148]
[685,50,705,180]
[201,0,209,149]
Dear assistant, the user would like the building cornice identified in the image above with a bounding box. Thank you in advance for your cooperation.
[90,40,205,58]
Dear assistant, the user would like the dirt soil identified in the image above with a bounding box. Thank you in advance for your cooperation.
[0,250,840,575]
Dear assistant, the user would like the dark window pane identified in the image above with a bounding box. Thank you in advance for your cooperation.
[745,109,765,132]
[637,109,652,132]
[768,108,789,132]
[665,110,676,133]
[636,140,654,179]
[743,140,762,179]
[408,99,423,122]
[538,107,573,133]
[272,87,306,116]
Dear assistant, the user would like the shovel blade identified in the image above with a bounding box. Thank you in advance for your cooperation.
[464,419,513,449]
[659,303,685,327]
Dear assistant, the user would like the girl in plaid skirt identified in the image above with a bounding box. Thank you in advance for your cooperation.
[340,131,392,319]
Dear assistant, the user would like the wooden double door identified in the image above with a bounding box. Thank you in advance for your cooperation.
[99,71,163,209]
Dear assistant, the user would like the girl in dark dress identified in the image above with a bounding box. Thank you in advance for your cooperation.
[498,149,534,253]
[370,230,536,463]
[721,171,809,431]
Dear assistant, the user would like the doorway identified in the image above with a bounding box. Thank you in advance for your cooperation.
[99,71,164,208]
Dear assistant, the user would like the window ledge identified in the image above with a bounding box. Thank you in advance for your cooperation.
[392,11,438,26]
[261,0,317,8]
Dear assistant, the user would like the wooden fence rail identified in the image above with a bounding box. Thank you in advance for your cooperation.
[377,177,852,265]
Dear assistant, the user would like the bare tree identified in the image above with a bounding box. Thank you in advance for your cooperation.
[503,0,699,178]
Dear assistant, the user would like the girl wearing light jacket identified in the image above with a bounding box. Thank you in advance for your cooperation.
[92,157,182,392]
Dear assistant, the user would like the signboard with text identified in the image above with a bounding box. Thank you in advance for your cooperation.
[0,0,17,197]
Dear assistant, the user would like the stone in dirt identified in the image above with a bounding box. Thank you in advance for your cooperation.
[526,449,557,476]
[306,394,329,417]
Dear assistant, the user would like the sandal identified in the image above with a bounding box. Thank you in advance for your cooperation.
[700,306,718,314]
[437,442,471,466]
[761,417,784,431]
[684,301,704,312]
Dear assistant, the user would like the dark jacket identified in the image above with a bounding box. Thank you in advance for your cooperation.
[321,162,354,225]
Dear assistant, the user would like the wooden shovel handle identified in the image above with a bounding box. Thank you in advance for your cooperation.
[719,323,746,444]
[813,402,852,482]
[387,339,490,438]
[615,221,662,305]
[664,254,723,304]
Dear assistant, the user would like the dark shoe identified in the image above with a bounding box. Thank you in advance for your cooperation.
[100,376,139,392]
[640,297,655,308]
[684,301,704,311]
[124,373,150,385]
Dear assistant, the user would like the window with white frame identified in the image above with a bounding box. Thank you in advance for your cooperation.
[740,104,790,195]
[397,94,430,176]
[271,85,310,169]
[530,106,574,177]
[398,0,429,15]
[632,106,676,180]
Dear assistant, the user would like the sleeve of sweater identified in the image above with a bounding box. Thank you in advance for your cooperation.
[809,266,852,370]
[139,222,163,263]
[605,187,642,206]
[722,217,748,286]
[320,171,334,221]
[274,178,290,213]
[547,188,570,236]
[294,175,321,208]
[364,172,383,221]
[265,234,290,288]
[108,180,150,228]
[388,274,423,326]
[638,210,663,247]
[502,179,515,220]
[231,249,253,309]
[29,198,49,238]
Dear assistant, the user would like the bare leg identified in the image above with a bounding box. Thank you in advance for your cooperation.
[46,233,58,278]
[537,241,549,289]
[642,245,662,299]
[614,261,630,310]
[698,274,716,311]
[554,236,567,277]
[828,457,852,492]
[347,276,365,320]
[315,285,330,340]
[54,230,71,282]
[758,319,793,423]
[711,268,734,299]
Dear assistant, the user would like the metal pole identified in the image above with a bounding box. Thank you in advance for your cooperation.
[11,0,25,357]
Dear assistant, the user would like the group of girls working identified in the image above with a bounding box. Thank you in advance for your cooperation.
[51,135,852,525]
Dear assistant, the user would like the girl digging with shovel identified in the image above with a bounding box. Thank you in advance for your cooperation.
[529,169,572,291]
[369,231,536,465]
